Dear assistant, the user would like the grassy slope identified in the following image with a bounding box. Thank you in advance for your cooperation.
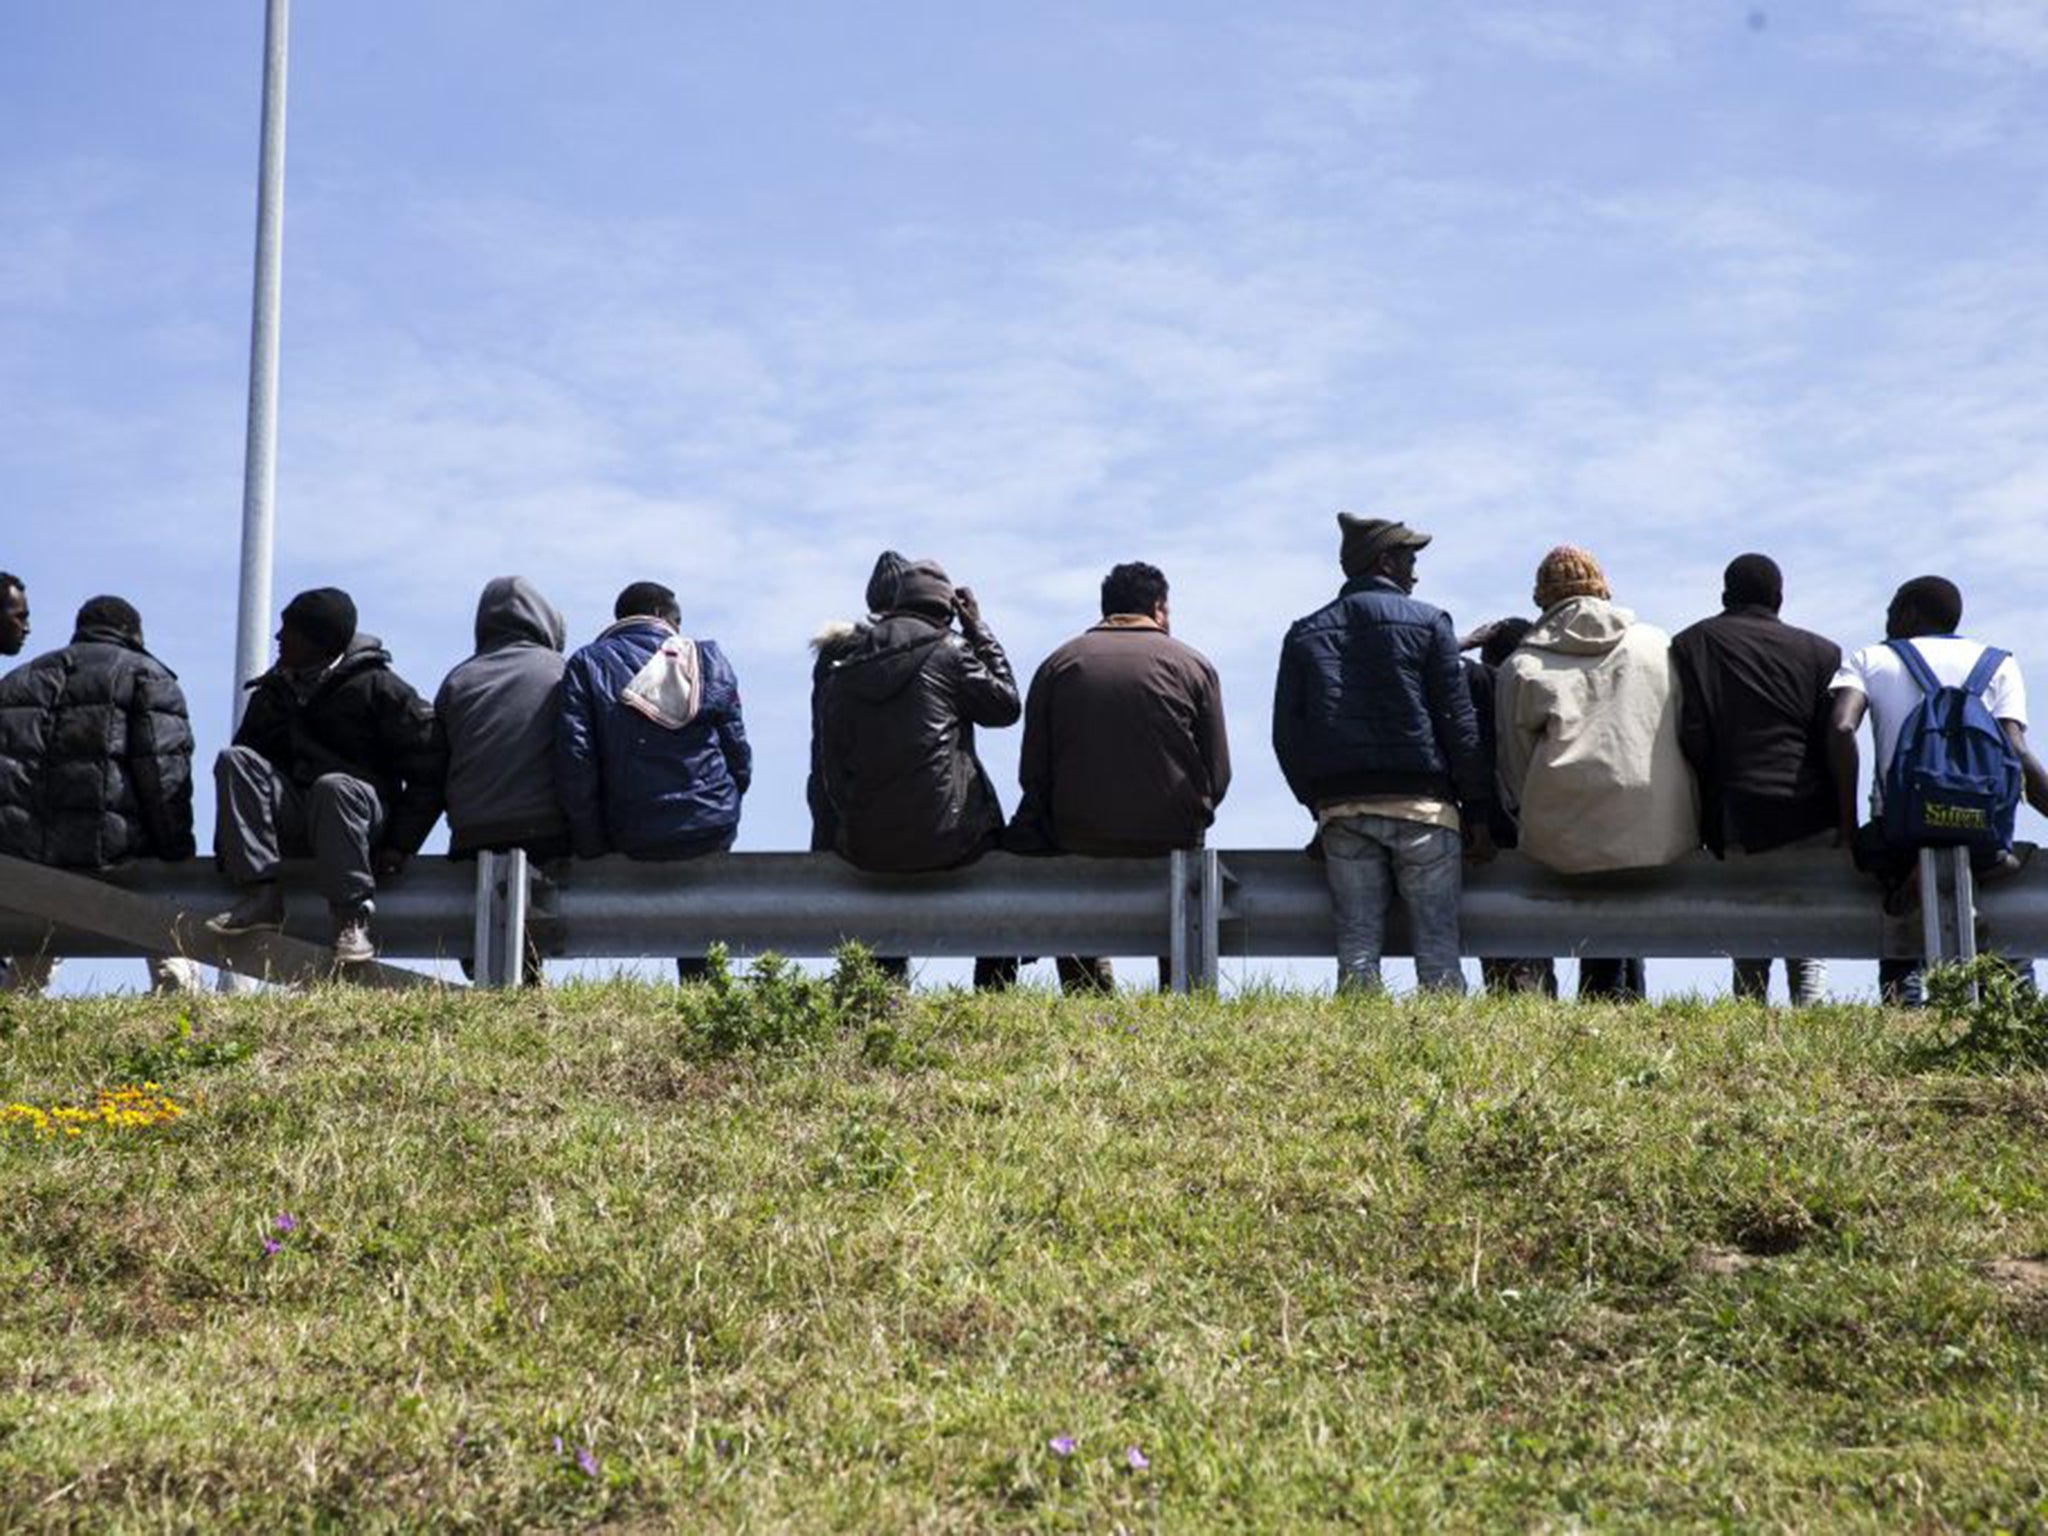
[3,982,2047,1532]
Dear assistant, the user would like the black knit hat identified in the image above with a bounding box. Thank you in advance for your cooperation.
[280,587,357,657]
[1338,513,1431,579]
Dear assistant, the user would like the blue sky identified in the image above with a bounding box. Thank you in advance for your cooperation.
[6,1,2047,994]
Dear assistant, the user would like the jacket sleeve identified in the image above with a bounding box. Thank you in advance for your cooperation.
[953,627,1021,729]
[1495,661,1538,816]
[127,664,196,860]
[1425,613,1491,815]
[805,657,836,851]
[1271,631,1311,810]
[706,643,752,797]
[374,673,447,855]
[555,654,608,859]
[1199,658,1232,809]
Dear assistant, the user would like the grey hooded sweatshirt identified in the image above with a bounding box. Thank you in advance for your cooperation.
[433,576,570,855]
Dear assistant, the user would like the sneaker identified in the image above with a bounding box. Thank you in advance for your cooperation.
[205,884,285,936]
[331,903,376,965]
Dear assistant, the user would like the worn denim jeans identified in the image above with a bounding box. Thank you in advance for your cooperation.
[1321,813,1466,994]
[1733,957,1828,1007]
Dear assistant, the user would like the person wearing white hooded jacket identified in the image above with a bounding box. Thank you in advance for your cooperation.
[1496,545,1698,998]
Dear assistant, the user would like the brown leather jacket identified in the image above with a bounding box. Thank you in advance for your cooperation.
[1015,617,1230,857]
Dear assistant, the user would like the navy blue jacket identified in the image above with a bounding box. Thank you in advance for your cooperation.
[556,620,750,859]
[1272,576,1491,816]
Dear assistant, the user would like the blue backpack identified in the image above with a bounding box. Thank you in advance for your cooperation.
[1881,639,2022,852]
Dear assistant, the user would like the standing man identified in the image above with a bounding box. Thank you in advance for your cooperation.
[0,596,201,994]
[1273,514,1493,995]
[0,572,27,658]
[1671,554,1842,1006]
[556,581,750,981]
[1014,560,1230,991]
[208,588,446,965]
[1497,546,1697,1001]
[816,557,1022,989]
[1829,575,2048,1003]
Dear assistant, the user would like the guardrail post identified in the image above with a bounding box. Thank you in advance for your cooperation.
[1168,850,1191,995]
[472,849,530,989]
[1198,848,1221,992]
[1918,846,1978,999]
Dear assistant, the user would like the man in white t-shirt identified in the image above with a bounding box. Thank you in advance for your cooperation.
[1828,575,2048,1001]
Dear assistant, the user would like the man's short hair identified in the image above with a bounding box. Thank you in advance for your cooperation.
[614,581,680,625]
[1895,575,1963,633]
[1100,562,1169,619]
[75,595,142,643]
[0,571,21,599]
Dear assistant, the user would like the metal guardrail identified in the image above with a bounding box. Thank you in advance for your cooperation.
[5,847,2045,991]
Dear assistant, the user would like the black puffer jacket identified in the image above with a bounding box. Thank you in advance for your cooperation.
[0,625,196,867]
[816,612,1020,872]
[1272,575,1490,816]
[234,634,446,854]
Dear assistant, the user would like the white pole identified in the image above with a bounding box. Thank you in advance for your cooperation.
[233,0,290,725]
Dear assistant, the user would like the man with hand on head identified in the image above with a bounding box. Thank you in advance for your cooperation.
[208,587,446,966]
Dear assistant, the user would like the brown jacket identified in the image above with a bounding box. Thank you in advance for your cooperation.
[1017,616,1231,856]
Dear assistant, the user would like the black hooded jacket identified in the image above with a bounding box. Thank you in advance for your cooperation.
[234,634,447,854]
[0,624,196,868]
[815,612,1020,872]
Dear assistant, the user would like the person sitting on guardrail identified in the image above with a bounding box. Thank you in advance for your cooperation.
[1274,514,1494,995]
[0,594,203,994]
[1010,560,1231,993]
[207,587,447,966]
[557,580,751,982]
[1671,554,1843,1007]
[1828,575,2048,1005]
[816,557,1022,990]
[433,576,572,985]
[1461,616,1556,998]
[1496,545,1697,1003]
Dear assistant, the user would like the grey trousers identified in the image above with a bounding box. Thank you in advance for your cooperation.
[215,746,385,909]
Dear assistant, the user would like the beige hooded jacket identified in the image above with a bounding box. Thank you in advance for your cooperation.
[1496,597,1699,874]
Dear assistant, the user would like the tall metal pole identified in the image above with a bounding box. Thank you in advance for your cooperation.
[233,0,290,725]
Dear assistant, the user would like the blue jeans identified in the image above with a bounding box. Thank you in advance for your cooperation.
[1321,814,1466,994]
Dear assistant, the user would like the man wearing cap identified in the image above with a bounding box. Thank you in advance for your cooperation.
[1274,514,1493,994]
[1671,554,1842,1006]
[207,587,446,965]
[0,594,203,994]
[816,556,1022,988]
[1497,546,1697,1000]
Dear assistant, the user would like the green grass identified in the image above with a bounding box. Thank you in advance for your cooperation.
[5,975,2048,1531]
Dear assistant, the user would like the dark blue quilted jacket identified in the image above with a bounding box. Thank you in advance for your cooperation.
[556,620,750,858]
[1271,576,1491,816]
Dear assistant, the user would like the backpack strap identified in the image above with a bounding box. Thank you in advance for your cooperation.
[1884,638,1942,697]
[1962,646,2010,703]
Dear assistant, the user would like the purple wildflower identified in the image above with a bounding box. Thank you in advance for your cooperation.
[261,1238,282,1257]
[1048,1435,1076,1457]
[552,1435,564,1455]
[577,1446,600,1478]
[1126,1445,1150,1471]
[274,1213,297,1233]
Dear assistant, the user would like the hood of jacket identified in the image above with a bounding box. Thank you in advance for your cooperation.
[829,614,949,704]
[474,576,566,654]
[1524,597,1636,657]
